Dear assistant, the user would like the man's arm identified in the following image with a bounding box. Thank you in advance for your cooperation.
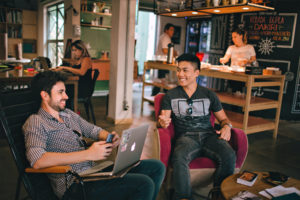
[219,54,231,64]
[213,109,232,141]
[158,110,172,128]
[33,141,112,169]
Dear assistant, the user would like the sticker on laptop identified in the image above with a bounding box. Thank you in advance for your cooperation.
[120,132,130,152]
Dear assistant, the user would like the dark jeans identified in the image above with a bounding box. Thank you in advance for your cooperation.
[62,159,165,200]
[171,132,236,200]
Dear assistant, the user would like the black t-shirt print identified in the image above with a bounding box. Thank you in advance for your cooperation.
[161,85,223,136]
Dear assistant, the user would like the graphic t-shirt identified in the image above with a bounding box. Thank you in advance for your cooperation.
[155,32,171,56]
[161,85,223,136]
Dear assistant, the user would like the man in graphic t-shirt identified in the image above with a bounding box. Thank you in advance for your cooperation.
[158,54,236,200]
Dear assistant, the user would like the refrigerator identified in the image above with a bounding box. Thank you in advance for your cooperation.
[185,18,212,86]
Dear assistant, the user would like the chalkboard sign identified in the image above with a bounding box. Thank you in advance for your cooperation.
[241,13,297,50]
[292,57,300,114]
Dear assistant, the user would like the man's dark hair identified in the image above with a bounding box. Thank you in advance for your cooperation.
[31,71,67,104]
[164,23,174,32]
[176,54,201,70]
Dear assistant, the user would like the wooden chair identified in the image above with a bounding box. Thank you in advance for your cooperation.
[0,87,85,200]
[154,93,248,199]
[78,69,99,124]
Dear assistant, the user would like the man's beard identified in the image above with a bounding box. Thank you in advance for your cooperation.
[50,100,66,112]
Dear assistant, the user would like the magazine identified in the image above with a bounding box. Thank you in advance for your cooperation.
[237,171,258,186]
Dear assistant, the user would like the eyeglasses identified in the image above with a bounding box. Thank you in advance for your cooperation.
[73,130,88,149]
[186,98,193,115]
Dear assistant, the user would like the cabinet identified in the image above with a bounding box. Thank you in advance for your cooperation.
[142,61,285,138]
[92,59,110,80]
[0,8,37,59]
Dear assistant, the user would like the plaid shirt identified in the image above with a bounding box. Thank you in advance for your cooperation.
[23,108,102,199]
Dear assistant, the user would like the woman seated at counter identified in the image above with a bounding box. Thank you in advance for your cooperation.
[220,28,256,68]
[56,40,93,99]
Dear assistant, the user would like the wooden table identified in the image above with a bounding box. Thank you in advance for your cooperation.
[142,61,285,138]
[221,172,300,199]
[198,68,285,138]
[0,69,79,112]
[0,58,31,65]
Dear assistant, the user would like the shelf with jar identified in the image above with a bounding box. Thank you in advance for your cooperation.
[80,0,112,29]
[0,8,37,59]
[0,7,23,38]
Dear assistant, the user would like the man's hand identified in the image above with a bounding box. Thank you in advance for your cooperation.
[86,141,113,161]
[158,114,172,128]
[216,125,231,141]
[110,131,120,148]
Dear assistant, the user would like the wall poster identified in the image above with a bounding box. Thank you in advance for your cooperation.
[241,13,297,54]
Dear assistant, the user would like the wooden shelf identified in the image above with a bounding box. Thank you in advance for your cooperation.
[216,92,279,111]
[144,61,177,71]
[144,80,177,90]
[81,24,112,29]
[142,61,285,139]
[81,11,111,17]
[199,3,274,15]
[158,2,274,18]
[160,10,210,17]
[225,110,275,134]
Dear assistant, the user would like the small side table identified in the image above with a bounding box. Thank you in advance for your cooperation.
[221,172,300,199]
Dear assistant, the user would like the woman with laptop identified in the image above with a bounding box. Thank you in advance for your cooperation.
[55,40,93,99]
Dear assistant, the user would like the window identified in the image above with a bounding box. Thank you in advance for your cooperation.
[47,2,64,66]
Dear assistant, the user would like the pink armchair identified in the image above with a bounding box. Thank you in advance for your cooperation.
[154,93,248,197]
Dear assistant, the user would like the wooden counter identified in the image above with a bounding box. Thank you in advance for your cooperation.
[142,61,285,138]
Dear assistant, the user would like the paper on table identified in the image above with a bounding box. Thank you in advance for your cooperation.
[259,185,300,199]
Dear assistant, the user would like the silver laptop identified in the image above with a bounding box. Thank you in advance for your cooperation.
[79,124,149,178]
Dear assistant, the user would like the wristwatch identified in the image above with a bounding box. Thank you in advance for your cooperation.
[223,123,233,129]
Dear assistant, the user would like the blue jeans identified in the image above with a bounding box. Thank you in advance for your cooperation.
[171,132,236,200]
[62,159,165,200]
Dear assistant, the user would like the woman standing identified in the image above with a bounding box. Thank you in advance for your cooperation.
[220,28,256,67]
[57,40,93,99]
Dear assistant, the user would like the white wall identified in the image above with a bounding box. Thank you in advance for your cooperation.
[156,16,186,56]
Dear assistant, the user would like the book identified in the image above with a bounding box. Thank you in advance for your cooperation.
[237,171,258,186]
[231,191,262,200]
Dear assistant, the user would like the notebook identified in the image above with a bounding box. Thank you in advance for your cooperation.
[78,124,149,178]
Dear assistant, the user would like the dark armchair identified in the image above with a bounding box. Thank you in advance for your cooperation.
[0,88,84,200]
